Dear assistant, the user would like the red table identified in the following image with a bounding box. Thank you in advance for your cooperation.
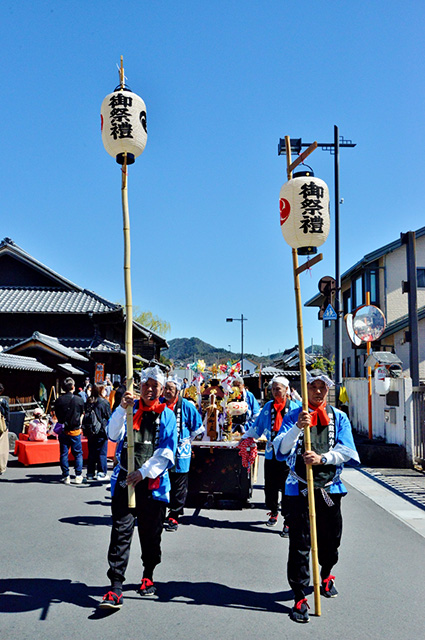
[13,433,117,466]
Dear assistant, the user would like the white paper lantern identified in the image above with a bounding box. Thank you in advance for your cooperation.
[279,172,330,255]
[101,89,147,164]
[374,365,390,395]
[227,401,248,417]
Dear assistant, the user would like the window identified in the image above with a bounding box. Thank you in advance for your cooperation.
[354,276,363,308]
[343,289,352,314]
[368,269,379,304]
[417,268,425,288]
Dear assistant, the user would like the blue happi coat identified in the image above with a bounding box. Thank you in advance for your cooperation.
[243,390,261,431]
[273,405,360,495]
[244,398,301,459]
[107,402,177,502]
[171,397,204,473]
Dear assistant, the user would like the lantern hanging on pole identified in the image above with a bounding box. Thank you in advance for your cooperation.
[100,57,146,509]
[101,78,147,165]
[279,170,330,255]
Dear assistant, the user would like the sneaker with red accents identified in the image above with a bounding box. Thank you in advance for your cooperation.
[280,523,289,538]
[164,517,179,532]
[321,574,338,598]
[291,598,310,623]
[266,512,278,527]
[137,578,157,597]
[98,590,123,610]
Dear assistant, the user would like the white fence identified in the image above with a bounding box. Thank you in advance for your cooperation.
[343,376,415,465]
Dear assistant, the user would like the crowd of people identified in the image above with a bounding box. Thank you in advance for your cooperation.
[1,365,359,623]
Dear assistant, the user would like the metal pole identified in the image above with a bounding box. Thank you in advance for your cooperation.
[334,125,341,401]
[366,291,373,439]
[404,232,420,385]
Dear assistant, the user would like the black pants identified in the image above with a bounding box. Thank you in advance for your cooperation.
[107,474,166,586]
[168,470,189,520]
[264,454,289,518]
[286,492,343,601]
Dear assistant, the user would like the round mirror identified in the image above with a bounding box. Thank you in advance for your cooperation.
[345,313,363,346]
[352,305,386,342]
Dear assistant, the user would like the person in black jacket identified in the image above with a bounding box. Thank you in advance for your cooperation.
[83,383,112,482]
[54,377,85,484]
[0,382,10,475]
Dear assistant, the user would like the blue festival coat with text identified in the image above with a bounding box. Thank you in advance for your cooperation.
[243,398,300,459]
[107,402,177,502]
[273,405,360,495]
[170,397,204,473]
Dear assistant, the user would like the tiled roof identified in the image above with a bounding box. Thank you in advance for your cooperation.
[6,332,89,361]
[0,352,53,372]
[0,287,120,314]
[57,362,88,376]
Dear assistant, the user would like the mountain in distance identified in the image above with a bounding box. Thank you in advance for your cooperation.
[165,337,282,366]
[164,337,323,367]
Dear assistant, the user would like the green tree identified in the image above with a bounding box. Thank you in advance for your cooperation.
[117,301,171,336]
[311,355,335,376]
[134,310,171,336]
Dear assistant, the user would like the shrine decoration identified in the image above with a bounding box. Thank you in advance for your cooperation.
[237,437,258,476]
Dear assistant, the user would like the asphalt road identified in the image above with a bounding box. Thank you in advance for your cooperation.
[2,454,425,640]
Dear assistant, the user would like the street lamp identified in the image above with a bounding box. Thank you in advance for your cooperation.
[226,314,247,374]
[278,127,356,395]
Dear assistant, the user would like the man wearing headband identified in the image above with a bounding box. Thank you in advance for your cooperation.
[162,375,204,532]
[99,366,177,610]
[273,369,359,623]
[241,376,300,531]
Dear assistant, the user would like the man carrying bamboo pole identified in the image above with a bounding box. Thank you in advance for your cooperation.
[99,365,177,610]
[273,369,359,623]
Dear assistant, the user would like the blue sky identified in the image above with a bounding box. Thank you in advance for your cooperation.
[2,1,424,356]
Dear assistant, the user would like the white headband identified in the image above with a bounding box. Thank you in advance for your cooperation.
[307,370,334,388]
[140,365,165,387]
[166,375,182,390]
[271,376,290,389]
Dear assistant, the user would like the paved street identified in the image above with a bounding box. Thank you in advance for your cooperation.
[2,453,425,640]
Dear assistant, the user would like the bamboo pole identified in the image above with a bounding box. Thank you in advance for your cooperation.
[121,151,136,508]
[285,136,321,617]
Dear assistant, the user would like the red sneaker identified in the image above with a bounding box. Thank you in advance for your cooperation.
[266,512,278,527]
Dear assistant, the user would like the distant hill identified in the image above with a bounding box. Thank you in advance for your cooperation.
[164,337,280,366]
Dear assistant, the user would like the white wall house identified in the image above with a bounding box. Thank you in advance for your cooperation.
[306,227,425,381]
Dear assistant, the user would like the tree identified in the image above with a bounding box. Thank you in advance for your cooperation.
[116,301,171,336]
[134,310,171,336]
[311,355,335,376]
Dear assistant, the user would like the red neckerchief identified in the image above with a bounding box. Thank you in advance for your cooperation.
[308,401,329,427]
[273,399,287,431]
[166,396,179,412]
[133,398,166,431]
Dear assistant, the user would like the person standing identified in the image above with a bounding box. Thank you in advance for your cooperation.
[162,375,204,532]
[242,376,300,532]
[0,383,10,475]
[53,377,85,484]
[273,369,360,623]
[99,366,177,610]
[83,383,111,481]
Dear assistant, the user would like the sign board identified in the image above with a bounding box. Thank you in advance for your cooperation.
[94,363,105,384]
[322,304,337,320]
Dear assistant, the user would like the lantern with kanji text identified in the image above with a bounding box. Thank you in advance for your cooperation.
[101,88,147,165]
[279,170,330,255]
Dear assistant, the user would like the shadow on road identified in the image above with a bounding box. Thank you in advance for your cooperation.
[154,580,293,613]
[59,515,111,527]
[180,513,285,535]
[0,578,100,619]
